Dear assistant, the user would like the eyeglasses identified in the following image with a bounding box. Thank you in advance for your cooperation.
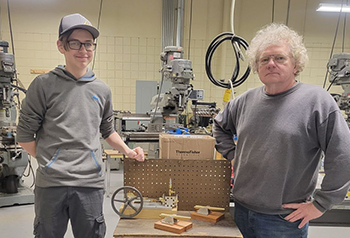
[258,54,290,66]
[67,40,96,51]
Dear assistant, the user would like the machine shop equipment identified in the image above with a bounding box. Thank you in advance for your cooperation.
[149,46,203,132]
[157,46,194,115]
[112,2,219,157]
[189,101,220,134]
[115,47,216,158]
[0,41,32,206]
[328,53,350,127]
[114,111,151,135]
[113,111,159,159]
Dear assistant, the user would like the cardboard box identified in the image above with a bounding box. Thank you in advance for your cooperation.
[159,134,215,159]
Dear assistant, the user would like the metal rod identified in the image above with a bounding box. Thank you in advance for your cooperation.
[176,0,184,47]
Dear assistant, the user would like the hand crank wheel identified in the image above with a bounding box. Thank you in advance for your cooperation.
[111,186,143,218]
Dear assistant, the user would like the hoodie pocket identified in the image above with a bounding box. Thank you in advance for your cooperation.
[44,148,103,179]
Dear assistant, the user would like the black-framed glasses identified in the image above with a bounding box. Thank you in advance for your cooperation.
[67,40,96,51]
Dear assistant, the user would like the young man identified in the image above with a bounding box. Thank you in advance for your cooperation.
[213,23,350,238]
[17,13,144,238]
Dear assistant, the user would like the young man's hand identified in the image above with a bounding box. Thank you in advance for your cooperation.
[126,147,145,162]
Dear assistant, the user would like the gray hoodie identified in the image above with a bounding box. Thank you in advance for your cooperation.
[17,66,114,188]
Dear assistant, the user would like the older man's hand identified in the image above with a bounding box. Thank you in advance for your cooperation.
[282,202,323,228]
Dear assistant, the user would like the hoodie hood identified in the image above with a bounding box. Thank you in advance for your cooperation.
[52,65,96,82]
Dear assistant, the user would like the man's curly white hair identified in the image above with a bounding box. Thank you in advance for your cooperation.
[246,23,309,76]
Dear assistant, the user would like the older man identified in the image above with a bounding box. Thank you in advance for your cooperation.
[213,23,350,238]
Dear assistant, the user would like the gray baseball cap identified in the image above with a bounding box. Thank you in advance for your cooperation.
[59,13,99,39]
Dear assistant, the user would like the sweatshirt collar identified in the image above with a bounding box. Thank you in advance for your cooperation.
[54,65,96,82]
[263,81,300,98]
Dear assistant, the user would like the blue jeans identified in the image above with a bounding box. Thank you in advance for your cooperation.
[234,202,308,238]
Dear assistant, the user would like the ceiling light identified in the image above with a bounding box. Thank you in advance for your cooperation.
[316,3,350,12]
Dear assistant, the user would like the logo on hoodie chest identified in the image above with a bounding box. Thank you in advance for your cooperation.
[92,95,100,103]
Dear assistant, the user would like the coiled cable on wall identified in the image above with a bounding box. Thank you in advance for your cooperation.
[205,0,250,89]
[205,32,250,89]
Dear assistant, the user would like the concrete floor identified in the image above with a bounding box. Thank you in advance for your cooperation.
[0,167,124,238]
[1,162,350,238]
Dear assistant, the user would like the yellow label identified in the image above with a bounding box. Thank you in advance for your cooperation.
[223,89,232,102]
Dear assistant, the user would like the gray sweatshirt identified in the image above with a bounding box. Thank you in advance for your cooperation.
[213,82,350,214]
[17,66,114,188]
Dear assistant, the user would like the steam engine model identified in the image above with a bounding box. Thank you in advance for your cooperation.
[0,41,28,194]
[328,53,350,127]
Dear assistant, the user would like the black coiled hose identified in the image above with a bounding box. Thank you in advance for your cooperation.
[205,32,250,89]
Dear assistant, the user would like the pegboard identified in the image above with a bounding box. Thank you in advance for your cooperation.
[124,158,231,211]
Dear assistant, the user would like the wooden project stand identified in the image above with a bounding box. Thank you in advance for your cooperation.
[154,220,193,234]
[154,213,193,234]
[190,205,225,223]
[190,211,225,223]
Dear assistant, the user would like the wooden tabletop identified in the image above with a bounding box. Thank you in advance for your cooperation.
[104,150,148,157]
[104,149,123,156]
[113,211,242,238]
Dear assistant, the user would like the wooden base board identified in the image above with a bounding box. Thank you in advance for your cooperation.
[154,220,193,234]
[190,211,225,223]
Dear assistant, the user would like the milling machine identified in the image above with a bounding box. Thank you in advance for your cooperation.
[148,46,203,132]
[115,46,218,158]
[328,53,350,127]
[0,41,33,207]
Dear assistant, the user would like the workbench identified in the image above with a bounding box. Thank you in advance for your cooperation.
[113,211,242,237]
